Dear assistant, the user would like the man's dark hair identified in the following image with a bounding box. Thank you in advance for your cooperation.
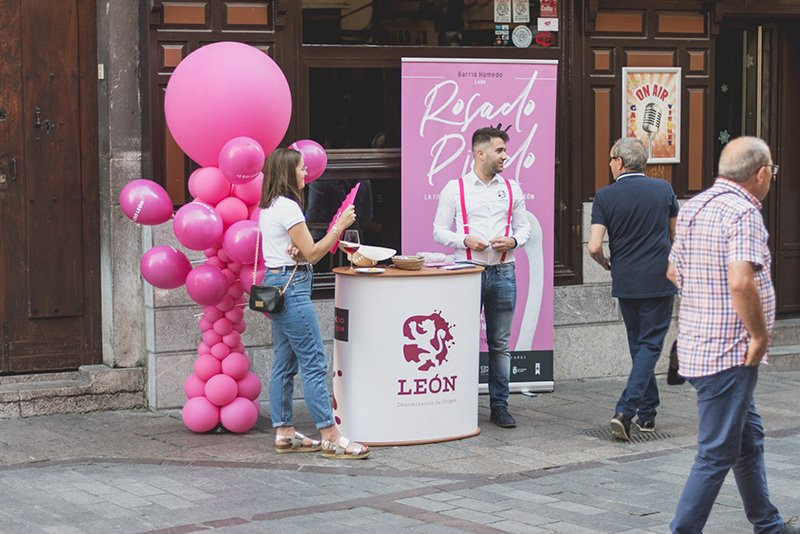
[472,127,509,151]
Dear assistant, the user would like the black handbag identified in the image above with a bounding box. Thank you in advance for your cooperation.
[248,230,298,313]
[667,339,685,385]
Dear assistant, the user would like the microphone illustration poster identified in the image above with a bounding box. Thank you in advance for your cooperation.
[400,58,557,391]
[622,67,682,163]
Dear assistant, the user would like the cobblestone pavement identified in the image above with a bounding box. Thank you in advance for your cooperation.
[0,371,798,533]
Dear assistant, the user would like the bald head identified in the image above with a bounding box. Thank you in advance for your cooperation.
[718,136,771,183]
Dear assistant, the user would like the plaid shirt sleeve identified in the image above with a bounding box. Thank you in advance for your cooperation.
[727,208,767,271]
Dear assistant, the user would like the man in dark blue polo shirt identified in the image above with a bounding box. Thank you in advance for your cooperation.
[587,137,679,441]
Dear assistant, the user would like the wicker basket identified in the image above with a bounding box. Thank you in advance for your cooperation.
[391,255,425,271]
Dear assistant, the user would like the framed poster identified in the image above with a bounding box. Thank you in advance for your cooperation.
[401,58,557,392]
[622,67,681,164]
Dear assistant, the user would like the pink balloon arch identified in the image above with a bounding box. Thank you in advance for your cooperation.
[120,42,294,434]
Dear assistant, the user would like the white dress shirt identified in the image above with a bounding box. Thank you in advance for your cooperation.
[433,170,531,265]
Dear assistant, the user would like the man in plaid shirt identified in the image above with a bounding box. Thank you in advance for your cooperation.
[667,137,797,533]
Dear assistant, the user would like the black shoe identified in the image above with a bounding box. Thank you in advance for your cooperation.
[610,412,631,441]
[635,419,656,433]
[490,407,517,428]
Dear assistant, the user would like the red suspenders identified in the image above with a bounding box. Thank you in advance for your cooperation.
[458,177,514,263]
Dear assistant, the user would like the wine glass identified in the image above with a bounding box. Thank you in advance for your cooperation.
[341,229,360,269]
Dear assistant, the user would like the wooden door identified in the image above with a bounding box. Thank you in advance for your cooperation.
[0,0,101,373]
[774,25,800,313]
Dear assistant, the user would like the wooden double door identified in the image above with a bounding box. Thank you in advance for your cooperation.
[0,0,101,373]
[715,21,800,315]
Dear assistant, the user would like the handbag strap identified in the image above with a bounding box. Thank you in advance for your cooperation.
[251,223,299,292]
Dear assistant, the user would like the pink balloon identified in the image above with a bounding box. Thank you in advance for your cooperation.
[184,373,206,399]
[232,173,264,205]
[205,374,238,406]
[211,342,231,361]
[249,205,261,221]
[225,307,244,324]
[221,268,236,285]
[194,354,221,381]
[233,322,246,334]
[240,264,266,293]
[237,372,262,400]
[119,179,174,225]
[217,249,231,263]
[204,247,219,258]
[228,285,244,301]
[186,265,229,306]
[220,397,259,433]
[219,137,265,185]
[290,139,328,183]
[222,220,260,265]
[182,396,220,432]
[215,197,248,230]
[228,262,243,274]
[140,246,191,289]
[213,318,233,336]
[203,306,224,321]
[173,202,223,251]
[188,167,232,205]
[198,317,212,331]
[197,342,211,355]
[164,42,291,167]
[205,256,225,270]
[202,329,222,346]
[223,331,241,348]
[221,352,250,380]
[217,295,236,312]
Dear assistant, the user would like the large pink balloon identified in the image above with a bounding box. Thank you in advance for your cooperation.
[140,246,192,289]
[240,263,266,294]
[219,137,265,185]
[182,396,220,433]
[215,197,248,230]
[205,374,238,406]
[232,173,264,205]
[120,179,173,225]
[184,373,206,399]
[221,352,250,380]
[185,265,229,306]
[164,42,291,167]
[236,372,262,400]
[188,167,232,204]
[290,139,328,183]
[222,220,260,265]
[194,354,222,381]
[220,397,259,433]
[173,202,224,251]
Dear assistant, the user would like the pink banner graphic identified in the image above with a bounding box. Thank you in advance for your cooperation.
[401,58,557,356]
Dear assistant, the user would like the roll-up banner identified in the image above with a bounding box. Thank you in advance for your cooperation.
[401,58,557,393]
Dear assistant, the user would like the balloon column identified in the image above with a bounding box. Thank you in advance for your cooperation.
[120,42,294,433]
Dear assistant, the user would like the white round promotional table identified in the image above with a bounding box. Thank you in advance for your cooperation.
[332,265,482,445]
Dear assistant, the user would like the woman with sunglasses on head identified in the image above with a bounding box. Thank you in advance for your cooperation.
[258,147,369,459]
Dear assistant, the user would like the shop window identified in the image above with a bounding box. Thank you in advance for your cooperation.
[303,177,401,292]
[309,67,400,149]
[302,0,550,47]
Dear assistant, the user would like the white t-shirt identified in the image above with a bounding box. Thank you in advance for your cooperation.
[259,196,306,267]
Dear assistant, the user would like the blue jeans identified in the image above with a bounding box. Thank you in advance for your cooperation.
[263,268,335,430]
[616,296,674,421]
[482,263,516,410]
[671,366,783,533]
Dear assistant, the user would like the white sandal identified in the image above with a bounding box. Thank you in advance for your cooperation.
[275,431,321,454]
[320,436,370,460]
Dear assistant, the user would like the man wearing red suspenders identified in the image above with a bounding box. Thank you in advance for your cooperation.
[433,126,531,428]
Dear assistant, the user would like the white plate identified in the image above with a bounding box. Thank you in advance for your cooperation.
[355,245,397,261]
[354,267,385,274]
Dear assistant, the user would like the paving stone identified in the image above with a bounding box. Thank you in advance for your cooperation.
[397,496,458,512]
[439,507,505,525]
